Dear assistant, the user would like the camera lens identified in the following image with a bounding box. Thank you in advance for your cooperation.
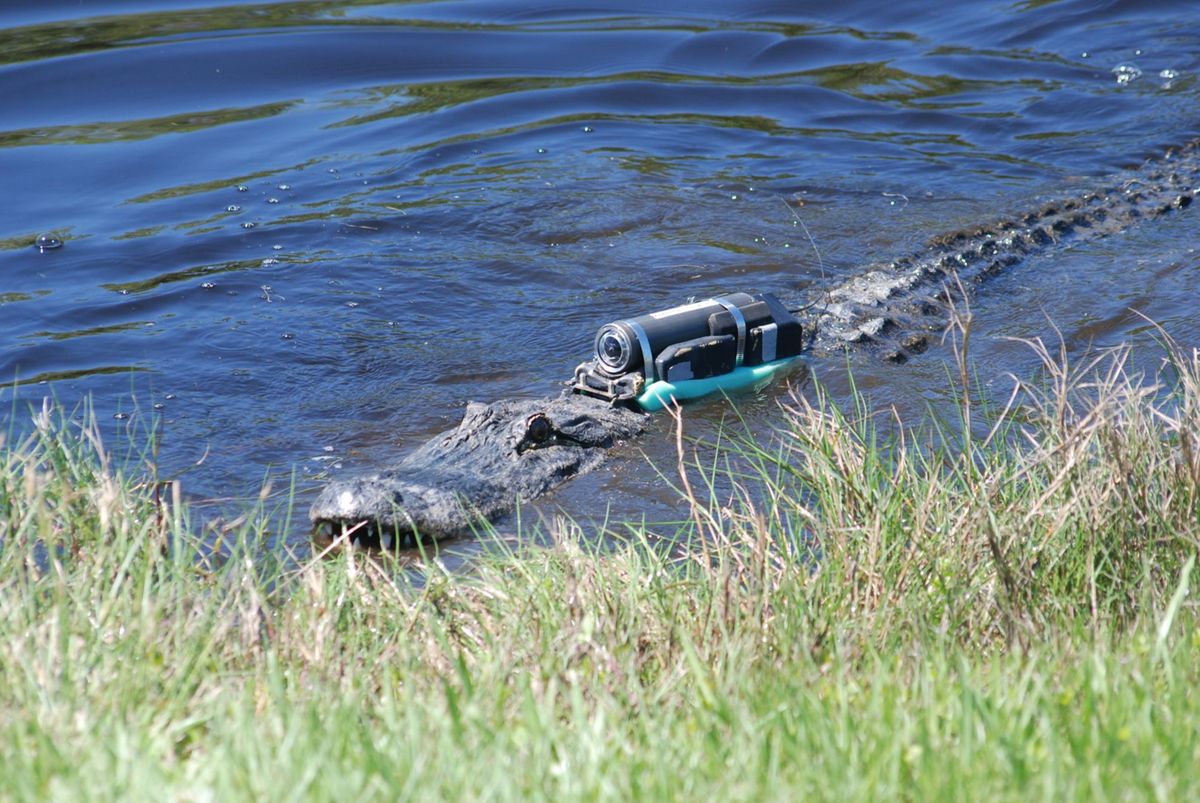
[601,333,624,362]
[595,324,633,373]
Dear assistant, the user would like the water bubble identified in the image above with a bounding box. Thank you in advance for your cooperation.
[272,244,283,250]
[226,204,242,212]
[281,332,295,340]
[34,234,63,251]
[267,197,280,204]
[1160,68,1179,79]
[113,412,129,421]
[1081,51,1089,58]
[241,222,256,229]
[537,147,548,154]
[237,185,248,192]
[201,281,216,289]
[165,393,177,400]
[152,402,166,411]
[278,183,291,190]
[261,257,280,266]
[1112,63,1142,85]
[346,301,360,308]
[327,168,338,174]
[730,194,739,200]
[119,289,129,295]
[582,125,594,133]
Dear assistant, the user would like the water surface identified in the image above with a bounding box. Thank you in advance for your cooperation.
[3,0,1199,553]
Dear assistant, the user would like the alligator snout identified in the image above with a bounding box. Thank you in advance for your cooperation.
[310,473,463,549]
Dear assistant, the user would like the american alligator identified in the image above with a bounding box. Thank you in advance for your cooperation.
[311,140,1200,548]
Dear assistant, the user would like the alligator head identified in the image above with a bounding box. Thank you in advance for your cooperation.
[310,393,647,548]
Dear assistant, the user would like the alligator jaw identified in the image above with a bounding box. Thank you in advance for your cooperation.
[309,394,647,548]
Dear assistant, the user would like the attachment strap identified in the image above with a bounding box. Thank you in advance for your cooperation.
[617,318,656,383]
[713,295,747,367]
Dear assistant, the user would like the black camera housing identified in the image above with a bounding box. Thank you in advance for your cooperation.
[574,291,803,404]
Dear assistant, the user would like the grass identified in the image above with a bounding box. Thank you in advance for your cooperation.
[2,329,1200,801]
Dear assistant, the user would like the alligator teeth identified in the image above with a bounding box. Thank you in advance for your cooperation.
[381,531,394,550]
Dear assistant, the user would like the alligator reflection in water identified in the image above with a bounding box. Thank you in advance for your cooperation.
[310,140,1200,548]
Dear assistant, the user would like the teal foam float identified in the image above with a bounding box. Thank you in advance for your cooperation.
[636,356,803,412]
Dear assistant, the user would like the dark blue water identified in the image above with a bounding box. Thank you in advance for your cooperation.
[3,0,1200,551]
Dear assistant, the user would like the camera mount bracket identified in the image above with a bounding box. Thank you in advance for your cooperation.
[571,361,645,406]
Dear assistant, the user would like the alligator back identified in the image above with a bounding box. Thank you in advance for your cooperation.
[798,140,1200,360]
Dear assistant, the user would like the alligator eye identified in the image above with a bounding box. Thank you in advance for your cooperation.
[516,412,582,456]
[525,413,553,445]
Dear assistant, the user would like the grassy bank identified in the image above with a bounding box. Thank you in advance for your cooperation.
[2,337,1199,801]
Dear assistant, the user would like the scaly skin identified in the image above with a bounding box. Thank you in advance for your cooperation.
[311,140,1200,547]
[794,140,1200,360]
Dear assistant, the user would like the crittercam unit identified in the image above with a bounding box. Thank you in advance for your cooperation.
[572,292,804,411]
